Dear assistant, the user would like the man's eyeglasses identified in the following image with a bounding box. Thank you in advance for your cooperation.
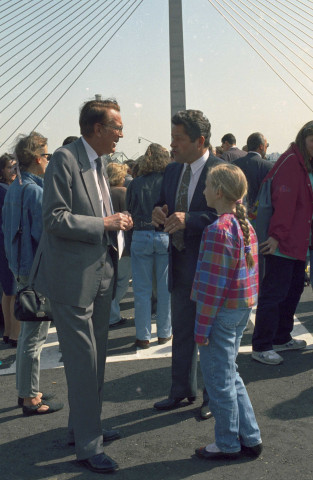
[99,123,123,132]
[42,153,52,161]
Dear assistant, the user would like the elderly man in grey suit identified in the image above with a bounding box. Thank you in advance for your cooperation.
[35,99,132,474]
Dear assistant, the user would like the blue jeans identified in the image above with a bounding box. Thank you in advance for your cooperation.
[199,307,261,453]
[131,230,171,340]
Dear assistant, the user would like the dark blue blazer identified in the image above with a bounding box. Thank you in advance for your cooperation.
[156,153,224,291]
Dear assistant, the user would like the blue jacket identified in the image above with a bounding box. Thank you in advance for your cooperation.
[2,172,44,276]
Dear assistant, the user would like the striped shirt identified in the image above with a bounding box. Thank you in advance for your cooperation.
[191,213,258,344]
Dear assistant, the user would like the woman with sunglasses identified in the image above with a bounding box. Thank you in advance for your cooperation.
[2,132,63,416]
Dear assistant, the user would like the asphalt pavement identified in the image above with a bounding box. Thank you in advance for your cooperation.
[1,285,313,480]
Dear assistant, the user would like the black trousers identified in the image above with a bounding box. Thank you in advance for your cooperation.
[252,254,305,351]
[170,248,199,399]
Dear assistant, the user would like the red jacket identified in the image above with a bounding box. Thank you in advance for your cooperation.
[266,143,313,261]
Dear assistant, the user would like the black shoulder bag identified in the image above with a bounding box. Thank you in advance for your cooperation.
[14,184,52,321]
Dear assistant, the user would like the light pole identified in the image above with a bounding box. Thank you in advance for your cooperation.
[169,0,186,118]
[138,136,153,144]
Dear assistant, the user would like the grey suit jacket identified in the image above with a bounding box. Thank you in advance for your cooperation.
[35,138,117,308]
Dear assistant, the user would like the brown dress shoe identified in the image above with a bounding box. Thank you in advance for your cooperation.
[158,336,172,345]
[134,339,150,349]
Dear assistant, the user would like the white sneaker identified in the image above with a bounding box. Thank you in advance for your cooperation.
[251,350,283,365]
[273,338,307,352]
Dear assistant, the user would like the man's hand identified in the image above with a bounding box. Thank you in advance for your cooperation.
[152,205,168,227]
[164,212,186,233]
[259,236,278,255]
[103,213,133,231]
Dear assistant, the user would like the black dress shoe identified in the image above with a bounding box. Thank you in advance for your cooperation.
[68,429,121,446]
[195,446,241,460]
[200,403,213,420]
[154,396,196,410]
[103,428,121,442]
[109,317,127,328]
[79,453,118,473]
[241,442,263,457]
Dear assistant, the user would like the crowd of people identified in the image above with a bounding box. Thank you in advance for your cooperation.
[0,98,312,473]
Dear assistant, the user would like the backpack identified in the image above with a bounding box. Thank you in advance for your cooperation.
[248,154,292,244]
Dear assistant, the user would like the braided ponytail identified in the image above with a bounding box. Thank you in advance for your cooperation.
[207,163,255,269]
[235,202,255,269]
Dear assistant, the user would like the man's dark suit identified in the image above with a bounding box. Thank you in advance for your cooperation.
[156,154,223,399]
[233,152,272,210]
[233,152,273,280]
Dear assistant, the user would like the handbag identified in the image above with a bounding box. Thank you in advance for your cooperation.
[14,286,52,321]
[13,184,52,322]
[248,154,291,244]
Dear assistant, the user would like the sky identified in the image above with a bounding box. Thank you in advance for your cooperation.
[0,0,312,158]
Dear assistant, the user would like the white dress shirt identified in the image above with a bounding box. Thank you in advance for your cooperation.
[176,149,209,209]
[81,137,124,257]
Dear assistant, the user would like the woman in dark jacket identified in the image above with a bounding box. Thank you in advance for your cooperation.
[126,144,172,348]
[252,121,313,365]
[0,153,19,346]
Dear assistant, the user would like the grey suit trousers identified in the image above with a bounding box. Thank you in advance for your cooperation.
[50,255,114,461]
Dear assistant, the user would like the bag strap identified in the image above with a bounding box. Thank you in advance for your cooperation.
[16,183,31,282]
[27,236,44,288]
[269,153,293,181]
[253,153,294,210]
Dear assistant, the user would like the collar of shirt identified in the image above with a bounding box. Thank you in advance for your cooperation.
[179,150,209,209]
[81,136,106,216]
[81,136,99,169]
[249,151,262,158]
[188,149,209,175]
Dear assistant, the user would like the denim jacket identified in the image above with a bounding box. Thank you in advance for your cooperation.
[2,172,44,276]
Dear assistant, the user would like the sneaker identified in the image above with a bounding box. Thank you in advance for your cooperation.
[251,350,283,365]
[273,338,307,352]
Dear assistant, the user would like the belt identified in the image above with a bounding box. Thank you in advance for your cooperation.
[133,220,156,231]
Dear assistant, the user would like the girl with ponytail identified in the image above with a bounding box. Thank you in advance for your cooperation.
[191,163,262,460]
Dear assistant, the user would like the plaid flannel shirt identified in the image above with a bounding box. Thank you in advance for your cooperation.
[191,214,258,344]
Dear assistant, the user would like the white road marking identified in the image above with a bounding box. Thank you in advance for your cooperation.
[1,312,313,375]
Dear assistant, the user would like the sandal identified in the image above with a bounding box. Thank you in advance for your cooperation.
[18,393,55,408]
[22,401,64,416]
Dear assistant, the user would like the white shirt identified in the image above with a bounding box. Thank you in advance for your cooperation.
[81,137,124,257]
[177,150,209,209]
[249,151,262,158]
